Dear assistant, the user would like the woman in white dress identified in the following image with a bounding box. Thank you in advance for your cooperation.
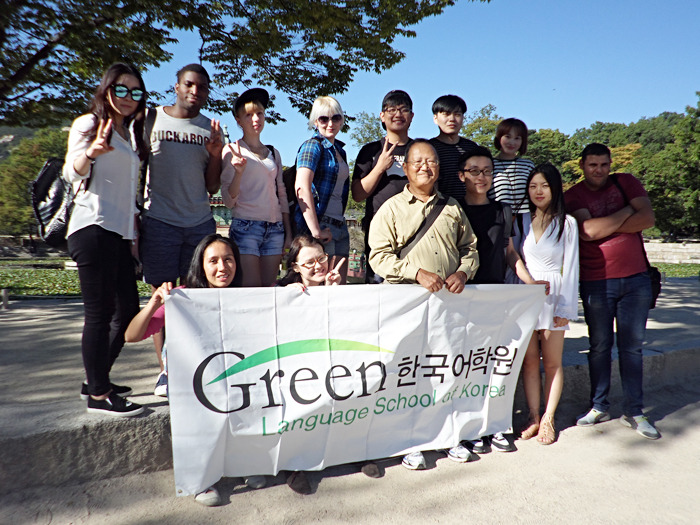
[519,163,579,444]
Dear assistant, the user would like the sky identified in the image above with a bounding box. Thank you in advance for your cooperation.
[142,0,700,164]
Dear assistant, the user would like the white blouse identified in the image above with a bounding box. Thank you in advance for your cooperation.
[63,114,140,240]
[521,214,580,330]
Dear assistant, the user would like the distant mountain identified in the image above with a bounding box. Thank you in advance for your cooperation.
[0,126,36,161]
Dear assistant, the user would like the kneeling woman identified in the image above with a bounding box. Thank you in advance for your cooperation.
[125,234,266,505]
[278,234,345,289]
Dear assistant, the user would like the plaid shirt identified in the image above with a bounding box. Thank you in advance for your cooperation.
[293,131,348,232]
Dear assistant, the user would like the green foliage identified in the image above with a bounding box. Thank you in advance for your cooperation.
[349,112,384,148]
[0,127,37,160]
[1,0,481,125]
[461,104,502,148]
[0,259,152,296]
[527,128,577,174]
[0,128,68,236]
[637,95,700,237]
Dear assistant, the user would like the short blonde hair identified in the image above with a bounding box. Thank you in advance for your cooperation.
[236,100,265,118]
[308,96,344,129]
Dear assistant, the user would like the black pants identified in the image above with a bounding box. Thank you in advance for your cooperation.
[68,225,139,396]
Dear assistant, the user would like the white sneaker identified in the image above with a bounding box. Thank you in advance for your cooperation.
[446,444,474,463]
[620,415,661,440]
[402,451,426,470]
[154,371,168,397]
[194,486,221,507]
[245,475,267,489]
[576,408,610,426]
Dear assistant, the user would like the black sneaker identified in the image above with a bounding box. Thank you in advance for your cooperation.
[490,432,517,452]
[80,382,133,401]
[466,437,491,454]
[87,392,144,417]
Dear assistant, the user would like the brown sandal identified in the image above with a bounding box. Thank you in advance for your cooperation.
[521,418,540,440]
[537,413,556,445]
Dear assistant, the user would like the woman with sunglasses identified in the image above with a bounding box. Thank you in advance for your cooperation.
[63,63,148,417]
[294,96,350,283]
[221,88,292,287]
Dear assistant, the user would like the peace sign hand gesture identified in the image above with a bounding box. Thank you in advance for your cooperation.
[86,118,115,159]
[228,140,247,174]
[206,119,224,156]
[325,257,346,286]
[377,138,398,173]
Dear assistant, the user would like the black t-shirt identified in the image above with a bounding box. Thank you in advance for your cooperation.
[353,138,413,231]
[430,137,480,201]
[457,198,512,284]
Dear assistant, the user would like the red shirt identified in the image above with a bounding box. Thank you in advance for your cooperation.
[565,173,648,281]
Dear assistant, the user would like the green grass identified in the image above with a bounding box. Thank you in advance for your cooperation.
[653,263,700,278]
[0,258,698,297]
[0,258,152,297]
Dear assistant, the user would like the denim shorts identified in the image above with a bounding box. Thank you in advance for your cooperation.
[320,217,349,257]
[140,216,216,286]
[229,219,284,256]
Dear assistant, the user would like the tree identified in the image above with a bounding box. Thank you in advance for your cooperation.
[349,111,383,148]
[0,128,68,236]
[527,128,576,171]
[1,1,486,126]
[460,104,502,148]
[640,96,700,237]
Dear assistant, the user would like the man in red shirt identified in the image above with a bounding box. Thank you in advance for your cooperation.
[565,143,660,440]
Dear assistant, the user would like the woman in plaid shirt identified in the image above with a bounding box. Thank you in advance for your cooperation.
[294,95,350,283]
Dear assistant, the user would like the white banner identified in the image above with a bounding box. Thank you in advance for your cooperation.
[166,284,544,496]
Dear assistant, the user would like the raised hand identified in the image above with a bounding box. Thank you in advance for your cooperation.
[325,257,346,286]
[376,138,398,172]
[86,118,115,159]
[206,119,224,156]
[228,140,247,173]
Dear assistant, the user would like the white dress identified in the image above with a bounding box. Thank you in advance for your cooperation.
[521,214,579,331]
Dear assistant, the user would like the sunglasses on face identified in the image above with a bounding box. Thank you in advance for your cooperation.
[317,114,343,125]
[111,84,145,102]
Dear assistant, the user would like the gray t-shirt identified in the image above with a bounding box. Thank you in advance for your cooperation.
[143,106,213,227]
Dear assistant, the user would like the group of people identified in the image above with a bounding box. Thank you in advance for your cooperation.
[63,61,660,505]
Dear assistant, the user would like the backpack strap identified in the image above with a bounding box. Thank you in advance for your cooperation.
[502,202,513,247]
[399,196,448,259]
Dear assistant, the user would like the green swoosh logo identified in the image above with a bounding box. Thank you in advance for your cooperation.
[207,339,392,385]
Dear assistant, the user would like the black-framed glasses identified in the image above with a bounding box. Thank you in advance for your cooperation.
[461,167,493,177]
[383,106,412,116]
[317,114,343,125]
[296,254,329,269]
[111,84,145,102]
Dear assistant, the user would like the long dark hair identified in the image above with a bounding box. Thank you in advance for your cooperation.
[527,163,567,241]
[277,234,326,286]
[185,234,243,288]
[87,62,148,161]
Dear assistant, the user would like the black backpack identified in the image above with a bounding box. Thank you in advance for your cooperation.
[30,158,89,247]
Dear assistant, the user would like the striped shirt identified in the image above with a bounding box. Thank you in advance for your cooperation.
[430,137,480,201]
[488,157,535,214]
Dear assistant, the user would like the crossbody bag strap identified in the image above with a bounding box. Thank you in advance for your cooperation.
[399,196,448,259]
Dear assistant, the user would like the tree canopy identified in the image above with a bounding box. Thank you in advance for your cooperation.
[1,0,483,126]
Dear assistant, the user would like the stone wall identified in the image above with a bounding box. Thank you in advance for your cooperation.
[645,242,700,264]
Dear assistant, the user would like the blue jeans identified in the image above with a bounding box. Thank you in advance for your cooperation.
[580,272,652,417]
[140,216,216,286]
[229,219,284,256]
[320,217,349,257]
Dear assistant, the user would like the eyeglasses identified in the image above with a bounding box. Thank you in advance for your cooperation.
[317,114,343,125]
[383,106,412,116]
[461,168,493,177]
[111,84,145,102]
[296,254,329,269]
[408,159,439,169]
